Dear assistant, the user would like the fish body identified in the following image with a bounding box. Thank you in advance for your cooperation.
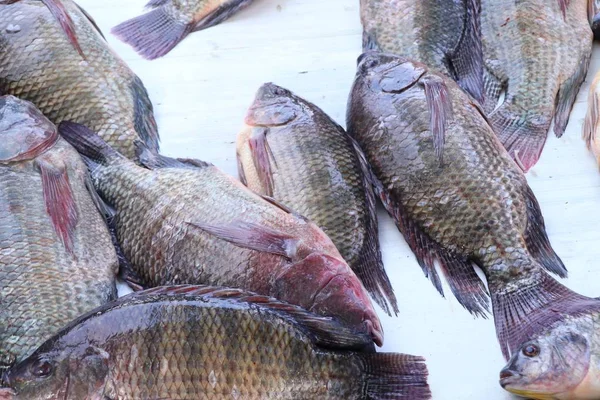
[359,0,484,102]
[112,0,254,60]
[236,83,397,315]
[481,0,592,171]
[0,286,431,400]
[346,52,588,359]
[0,0,159,159]
[0,96,118,369]
[58,122,383,345]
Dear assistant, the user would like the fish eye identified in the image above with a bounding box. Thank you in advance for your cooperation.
[522,344,540,358]
[30,359,53,378]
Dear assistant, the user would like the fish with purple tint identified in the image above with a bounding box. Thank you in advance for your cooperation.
[112,0,254,60]
[346,52,600,361]
[57,121,384,346]
[0,96,118,371]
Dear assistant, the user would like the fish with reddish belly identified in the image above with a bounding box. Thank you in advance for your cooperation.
[58,122,383,346]
[359,0,484,102]
[0,96,118,370]
[0,286,431,399]
[113,0,254,60]
[347,52,600,360]
[480,0,592,171]
[0,0,159,159]
[237,83,398,316]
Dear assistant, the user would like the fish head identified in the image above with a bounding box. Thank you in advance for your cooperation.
[2,346,110,399]
[245,83,300,128]
[500,328,592,399]
[0,96,58,164]
[355,52,427,96]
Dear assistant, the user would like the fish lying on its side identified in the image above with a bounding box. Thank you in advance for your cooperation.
[113,0,254,60]
[481,0,592,171]
[58,122,384,346]
[0,286,431,400]
[0,0,159,159]
[346,52,599,361]
[236,83,398,316]
[359,0,484,102]
[0,96,118,370]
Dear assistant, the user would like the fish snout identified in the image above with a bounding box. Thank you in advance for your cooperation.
[255,83,291,100]
[499,368,519,388]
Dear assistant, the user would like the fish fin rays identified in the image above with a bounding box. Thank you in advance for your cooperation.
[248,128,276,197]
[38,0,86,58]
[421,77,452,165]
[135,142,211,170]
[558,0,571,19]
[137,285,376,352]
[583,88,599,151]
[59,122,122,165]
[360,353,431,400]
[554,50,591,138]
[131,76,160,154]
[192,0,254,32]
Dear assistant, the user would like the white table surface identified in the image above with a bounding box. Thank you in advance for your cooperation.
[75,1,600,398]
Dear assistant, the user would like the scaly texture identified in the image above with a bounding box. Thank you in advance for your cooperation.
[237,83,397,315]
[481,0,592,171]
[0,97,118,369]
[0,0,159,159]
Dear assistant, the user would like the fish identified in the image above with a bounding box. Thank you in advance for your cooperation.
[499,310,600,400]
[236,83,398,316]
[480,0,592,171]
[0,0,159,159]
[359,0,484,102]
[0,96,118,371]
[345,52,595,360]
[112,0,254,60]
[0,285,431,400]
[58,122,384,346]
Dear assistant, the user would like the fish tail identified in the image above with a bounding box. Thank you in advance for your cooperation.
[490,104,551,172]
[360,353,431,400]
[58,122,123,166]
[489,269,599,360]
[554,48,591,138]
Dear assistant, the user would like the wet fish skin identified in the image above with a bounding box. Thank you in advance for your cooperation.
[0,96,118,369]
[360,0,484,102]
[346,52,587,360]
[481,0,592,171]
[112,0,254,60]
[0,0,159,159]
[236,83,398,316]
[0,286,431,400]
[58,122,384,346]
[500,312,600,399]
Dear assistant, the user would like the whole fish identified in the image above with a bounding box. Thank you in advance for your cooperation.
[0,286,431,400]
[500,310,600,399]
[0,0,159,159]
[359,0,484,102]
[346,52,593,360]
[236,83,398,316]
[112,0,254,60]
[58,122,384,346]
[481,0,592,171]
[0,96,118,370]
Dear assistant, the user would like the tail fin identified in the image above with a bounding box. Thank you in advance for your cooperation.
[58,122,122,166]
[490,270,600,360]
[360,353,431,400]
[490,105,551,172]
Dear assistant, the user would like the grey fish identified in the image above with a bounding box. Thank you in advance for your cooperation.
[58,122,384,346]
[0,96,118,370]
[346,52,595,360]
[236,83,398,316]
[360,0,484,102]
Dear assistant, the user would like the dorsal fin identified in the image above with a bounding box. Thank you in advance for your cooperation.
[136,285,375,352]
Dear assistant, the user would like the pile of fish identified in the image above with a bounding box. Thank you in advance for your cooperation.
[2,0,600,398]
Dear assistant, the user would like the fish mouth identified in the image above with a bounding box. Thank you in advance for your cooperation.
[499,368,521,388]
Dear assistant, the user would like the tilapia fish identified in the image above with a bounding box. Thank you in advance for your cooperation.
[360,0,484,102]
[113,0,254,60]
[236,83,398,316]
[0,286,431,400]
[0,0,159,159]
[58,122,383,346]
[0,96,118,370]
[481,0,592,171]
[346,52,598,360]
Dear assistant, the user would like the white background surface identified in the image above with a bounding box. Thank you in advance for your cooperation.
[76,1,600,398]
